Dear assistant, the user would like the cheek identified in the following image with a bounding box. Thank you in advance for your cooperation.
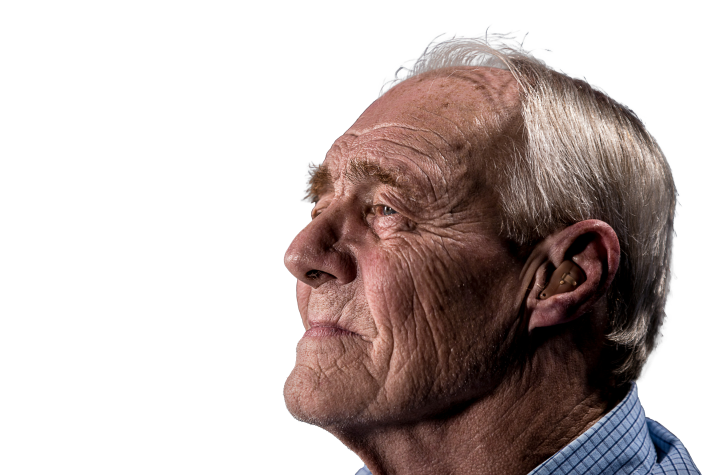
[296,282,311,328]
[359,243,445,366]
[360,250,417,328]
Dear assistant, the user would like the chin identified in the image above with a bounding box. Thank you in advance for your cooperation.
[282,367,376,430]
[285,365,355,427]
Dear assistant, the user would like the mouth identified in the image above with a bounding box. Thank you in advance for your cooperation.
[304,321,358,338]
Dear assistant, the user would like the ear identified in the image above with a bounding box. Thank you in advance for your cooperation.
[523,220,620,331]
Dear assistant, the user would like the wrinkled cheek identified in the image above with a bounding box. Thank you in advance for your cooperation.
[361,252,415,326]
[296,281,311,328]
[360,250,423,368]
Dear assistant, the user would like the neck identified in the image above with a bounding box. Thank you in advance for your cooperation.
[331,341,626,475]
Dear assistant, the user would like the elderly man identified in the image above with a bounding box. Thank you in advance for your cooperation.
[282,38,698,475]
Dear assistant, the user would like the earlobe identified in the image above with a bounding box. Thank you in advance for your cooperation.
[539,260,585,299]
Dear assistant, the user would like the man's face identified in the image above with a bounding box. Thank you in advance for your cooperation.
[284,68,525,431]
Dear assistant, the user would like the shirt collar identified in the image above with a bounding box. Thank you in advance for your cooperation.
[529,383,657,475]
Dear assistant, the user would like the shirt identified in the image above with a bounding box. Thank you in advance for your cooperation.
[354,384,699,475]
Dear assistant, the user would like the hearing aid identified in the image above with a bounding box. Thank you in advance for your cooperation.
[539,259,585,299]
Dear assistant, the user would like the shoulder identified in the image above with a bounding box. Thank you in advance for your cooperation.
[645,418,700,475]
[529,384,700,475]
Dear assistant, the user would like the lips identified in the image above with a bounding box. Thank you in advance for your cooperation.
[304,321,358,338]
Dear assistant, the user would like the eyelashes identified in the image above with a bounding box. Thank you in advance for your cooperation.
[310,203,399,220]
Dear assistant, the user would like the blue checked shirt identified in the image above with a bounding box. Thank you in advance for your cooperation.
[354,384,698,475]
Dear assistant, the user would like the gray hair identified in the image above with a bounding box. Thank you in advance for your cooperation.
[389,36,676,386]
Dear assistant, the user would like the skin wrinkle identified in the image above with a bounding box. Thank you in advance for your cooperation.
[382,160,437,212]
[362,139,435,184]
[425,244,453,305]
[422,109,506,219]
[420,135,451,164]
[364,139,436,200]
[411,105,475,148]
[386,123,468,191]
[314,139,435,206]
[364,139,436,168]
[369,266,404,390]
[369,143,440,203]
[405,110,467,189]
[410,137,452,203]
[284,66,622,475]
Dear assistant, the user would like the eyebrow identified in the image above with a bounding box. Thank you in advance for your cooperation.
[304,159,404,203]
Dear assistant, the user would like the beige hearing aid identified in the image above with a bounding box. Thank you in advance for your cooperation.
[539,260,585,299]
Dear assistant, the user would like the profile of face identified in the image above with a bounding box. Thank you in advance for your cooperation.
[284,68,527,432]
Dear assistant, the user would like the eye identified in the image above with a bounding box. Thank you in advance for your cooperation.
[375,205,398,216]
[311,205,323,219]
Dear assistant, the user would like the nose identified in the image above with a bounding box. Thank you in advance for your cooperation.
[284,207,358,288]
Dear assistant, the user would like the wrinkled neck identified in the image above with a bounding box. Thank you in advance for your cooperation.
[332,330,626,475]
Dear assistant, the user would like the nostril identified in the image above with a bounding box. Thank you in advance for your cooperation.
[306,270,322,280]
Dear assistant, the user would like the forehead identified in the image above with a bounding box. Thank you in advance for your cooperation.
[319,67,521,199]
[349,66,520,137]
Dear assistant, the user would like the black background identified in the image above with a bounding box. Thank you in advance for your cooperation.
[262,19,709,474]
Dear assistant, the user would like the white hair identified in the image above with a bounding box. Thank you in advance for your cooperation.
[388,36,676,386]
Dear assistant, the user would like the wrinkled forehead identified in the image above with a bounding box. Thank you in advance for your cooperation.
[348,66,520,139]
[322,67,521,192]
